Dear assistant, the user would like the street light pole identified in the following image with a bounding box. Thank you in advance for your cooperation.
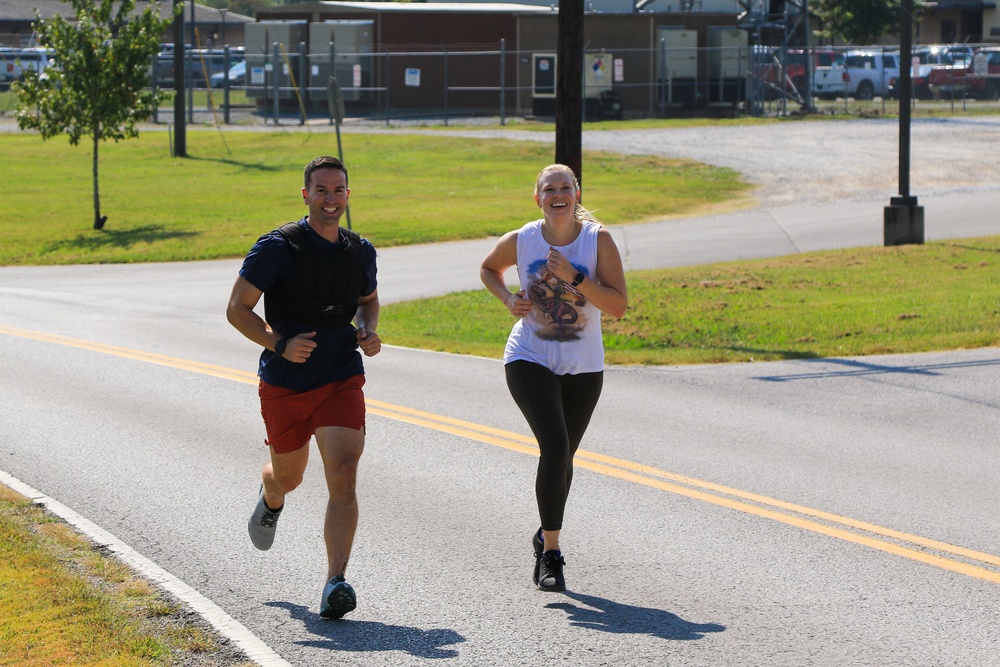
[172,0,186,157]
[883,0,924,245]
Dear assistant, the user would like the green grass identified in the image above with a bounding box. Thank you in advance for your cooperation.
[0,485,254,667]
[380,238,1000,365]
[0,130,749,265]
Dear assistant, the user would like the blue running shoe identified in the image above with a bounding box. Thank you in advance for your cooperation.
[320,576,357,619]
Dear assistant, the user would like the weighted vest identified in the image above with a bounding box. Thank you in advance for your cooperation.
[263,221,365,327]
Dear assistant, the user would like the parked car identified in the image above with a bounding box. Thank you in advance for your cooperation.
[928,47,1000,100]
[2,47,56,85]
[812,50,900,100]
[0,47,15,89]
[209,59,245,87]
[886,46,957,100]
[945,44,975,67]
[153,47,244,88]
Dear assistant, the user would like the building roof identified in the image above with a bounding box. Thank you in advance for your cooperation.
[0,1,253,23]
[923,0,997,7]
[259,1,555,15]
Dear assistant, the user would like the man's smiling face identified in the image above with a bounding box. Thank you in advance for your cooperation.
[303,167,350,229]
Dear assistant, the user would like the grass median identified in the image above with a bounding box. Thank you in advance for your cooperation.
[380,237,1000,365]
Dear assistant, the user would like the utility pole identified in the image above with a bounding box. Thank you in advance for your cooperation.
[800,0,815,111]
[555,0,584,188]
[172,0,186,157]
[883,0,923,245]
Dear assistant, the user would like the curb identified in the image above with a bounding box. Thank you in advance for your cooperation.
[0,467,291,667]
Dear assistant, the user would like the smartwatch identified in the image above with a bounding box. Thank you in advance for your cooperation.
[571,271,585,287]
[274,337,287,356]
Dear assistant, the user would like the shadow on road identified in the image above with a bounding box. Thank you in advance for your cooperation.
[753,355,1000,383]
[265,601,465,658]
[545,590,725,641]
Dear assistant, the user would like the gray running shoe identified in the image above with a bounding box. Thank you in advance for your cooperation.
[248,486,282,551]
[320,576,357,619]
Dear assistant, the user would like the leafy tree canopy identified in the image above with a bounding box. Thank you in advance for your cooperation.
[13,0,179,229]
[813,0,904,46]
[14,0,177,145]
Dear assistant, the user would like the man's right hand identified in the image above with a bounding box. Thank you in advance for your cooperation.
[282,332,317,363]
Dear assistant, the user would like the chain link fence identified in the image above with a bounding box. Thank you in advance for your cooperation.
[144,41,1000,125]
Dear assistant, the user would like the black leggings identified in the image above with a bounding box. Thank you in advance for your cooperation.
[505,360,603,532]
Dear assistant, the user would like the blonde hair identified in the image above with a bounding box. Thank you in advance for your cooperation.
[534,163,601,225]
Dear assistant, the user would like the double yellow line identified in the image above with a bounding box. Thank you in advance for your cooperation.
[4,324,1000,585]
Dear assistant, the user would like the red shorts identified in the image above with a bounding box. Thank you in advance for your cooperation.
[259,375,366,454]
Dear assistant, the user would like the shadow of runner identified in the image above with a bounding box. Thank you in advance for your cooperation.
[264,601,464,658]
[545,591,725,641]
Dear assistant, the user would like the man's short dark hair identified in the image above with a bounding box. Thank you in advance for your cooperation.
[304,156,349,189]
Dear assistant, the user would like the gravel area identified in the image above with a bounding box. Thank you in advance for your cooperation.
[363,115,1000,207]
[237,111,1000,207]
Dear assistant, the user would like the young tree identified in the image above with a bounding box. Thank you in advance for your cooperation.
[813,0,902,46]
[13,0,178,230]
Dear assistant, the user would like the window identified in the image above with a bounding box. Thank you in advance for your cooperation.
[844,55,873,69]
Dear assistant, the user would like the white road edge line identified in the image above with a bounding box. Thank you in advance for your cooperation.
[0,467,291,667]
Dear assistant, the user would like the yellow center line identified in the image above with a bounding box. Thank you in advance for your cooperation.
[4,324,1000,584]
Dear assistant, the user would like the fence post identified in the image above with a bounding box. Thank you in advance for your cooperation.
[273,41,280,125]
[187,45,194,124]
[444,46,449,126]
[329,41,336,125]
[500,38,506,126]
[223,44,230,125]
[151,53,160,124]
[300,41,308,121]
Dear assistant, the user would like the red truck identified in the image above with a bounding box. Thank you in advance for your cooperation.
[928,47,1000,100]
[753,47,837,100]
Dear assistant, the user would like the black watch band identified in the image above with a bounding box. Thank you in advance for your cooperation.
[571,271,585,287]
[274,337,287,355]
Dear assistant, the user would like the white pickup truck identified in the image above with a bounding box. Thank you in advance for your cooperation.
[812,50,901,100]
[1,47,56,87]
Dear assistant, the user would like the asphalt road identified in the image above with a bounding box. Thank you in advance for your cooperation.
[2,119,1000,666]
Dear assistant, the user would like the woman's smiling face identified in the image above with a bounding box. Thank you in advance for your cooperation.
[534,170,579,217]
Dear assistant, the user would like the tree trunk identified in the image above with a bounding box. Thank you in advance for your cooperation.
[92,134,105,230]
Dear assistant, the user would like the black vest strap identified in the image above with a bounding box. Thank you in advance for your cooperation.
[263,221,365,327]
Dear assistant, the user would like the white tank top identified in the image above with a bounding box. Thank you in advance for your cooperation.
[503,219,604,375]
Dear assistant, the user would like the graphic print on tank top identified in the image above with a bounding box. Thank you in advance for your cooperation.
[525,258,589,342]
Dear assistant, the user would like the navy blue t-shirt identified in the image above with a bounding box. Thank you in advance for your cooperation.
[239,218,378,392]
